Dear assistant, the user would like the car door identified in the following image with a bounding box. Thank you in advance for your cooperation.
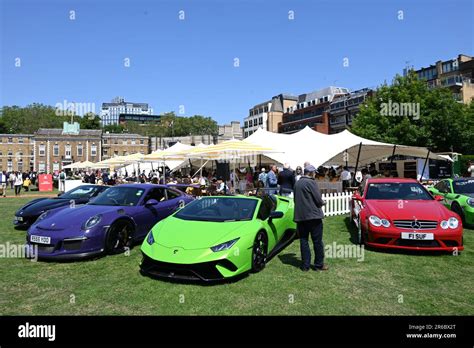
[443,181,457,208]
[164,189,187,215]
[132,188,167,238]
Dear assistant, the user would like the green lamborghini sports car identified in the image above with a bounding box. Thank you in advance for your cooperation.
[140,195,297,281]
[428,178,474,226]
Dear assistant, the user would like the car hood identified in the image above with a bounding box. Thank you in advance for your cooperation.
[365,200,453,221]
[17,198,68,216]
[152,216,251,250]
[34,204,126,231]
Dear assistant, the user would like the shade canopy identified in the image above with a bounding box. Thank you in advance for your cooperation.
[143,142,193,161]
[245,126,449,169]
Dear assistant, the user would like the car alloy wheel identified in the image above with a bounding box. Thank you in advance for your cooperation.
[106,221,133,254]
[252,231,268,272]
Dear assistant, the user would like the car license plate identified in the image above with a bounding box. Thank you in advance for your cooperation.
[15,216,23,222]
[401,232,434,240]
[30,235,51,244]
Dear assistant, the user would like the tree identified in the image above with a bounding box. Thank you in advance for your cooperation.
[79,113,101,129]
[351,72,474,154]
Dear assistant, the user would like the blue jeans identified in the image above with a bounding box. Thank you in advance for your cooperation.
[297,219,324,269]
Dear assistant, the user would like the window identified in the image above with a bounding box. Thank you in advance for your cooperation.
[131,139,136,145]
[8,151,13,157]
[7,159,13,172]
[38,162,45,172]
[244,121,248,128]
[264,106,268,112]
[77,144,83,157]
[91,145,97,157]
[53,162,60,172]
[103,149,108,155]
[143,188,166,203]
[0,138,2,143]
[113,138,118,144]
[39,145,45,156]
[140,139,144,145]
[253,119,257,126]
[53,144,59,156]
[18,138,23,144]
[8,137,13,144]
[114,151,119,156]
[65,145,72,159]
[122,139,127,145]
[259,117,263,125]
[257,196,276,220]
[103,139,108,144]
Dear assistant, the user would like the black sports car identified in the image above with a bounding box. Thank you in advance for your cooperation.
[14,184,108,228]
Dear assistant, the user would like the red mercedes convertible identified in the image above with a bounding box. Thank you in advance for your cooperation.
[351,178,463,252]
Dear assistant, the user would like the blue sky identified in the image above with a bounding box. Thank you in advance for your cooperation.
[1,0,473,123]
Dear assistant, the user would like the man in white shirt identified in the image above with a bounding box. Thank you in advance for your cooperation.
[0,171,7,197]
[341,166,352,191]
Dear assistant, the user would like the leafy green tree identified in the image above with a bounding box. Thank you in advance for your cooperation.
[351,72,474,153]
[79,113,101,129]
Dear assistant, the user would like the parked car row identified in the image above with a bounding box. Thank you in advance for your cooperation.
[13,177,469,282]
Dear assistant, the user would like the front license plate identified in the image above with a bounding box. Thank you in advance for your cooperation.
[401,232,434,240]
[30,235,51,244]
[15,216,23,222]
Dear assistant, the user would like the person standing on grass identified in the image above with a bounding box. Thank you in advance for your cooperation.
[0,171,7,197]
[14,171,23,196]
[293,164,328,272]
[8,171,15,189]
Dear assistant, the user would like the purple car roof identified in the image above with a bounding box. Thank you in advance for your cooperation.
[116,183,170,189]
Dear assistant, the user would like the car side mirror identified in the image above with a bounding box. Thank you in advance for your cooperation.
[269,211,284,220]
[145,199,159,206]
[434,195,444,201]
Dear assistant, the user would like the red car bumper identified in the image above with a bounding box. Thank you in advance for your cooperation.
[364,226,464,252]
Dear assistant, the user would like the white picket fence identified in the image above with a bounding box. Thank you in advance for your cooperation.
[321,192,353,216]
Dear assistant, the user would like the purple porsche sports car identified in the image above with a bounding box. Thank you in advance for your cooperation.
[26,184,193,260]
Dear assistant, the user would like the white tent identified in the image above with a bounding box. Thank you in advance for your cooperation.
[245,126,449,169]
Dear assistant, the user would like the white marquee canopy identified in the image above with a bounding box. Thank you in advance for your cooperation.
[245,126,449,169]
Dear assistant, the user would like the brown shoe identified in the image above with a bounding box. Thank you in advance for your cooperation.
[314,264,329,271]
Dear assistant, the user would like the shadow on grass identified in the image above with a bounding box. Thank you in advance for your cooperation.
[277,253,301,269]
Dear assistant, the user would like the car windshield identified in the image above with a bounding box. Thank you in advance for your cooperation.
[453,179,474,194]
[366,182,433,200]
[174,197,257,222]
[61,186,105,199]
[88,187,144,206]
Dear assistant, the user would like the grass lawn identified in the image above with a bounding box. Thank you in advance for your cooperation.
[0,194,473,316]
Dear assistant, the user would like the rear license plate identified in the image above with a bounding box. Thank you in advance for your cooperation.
[401,232,434,240]
[30,235,51,244]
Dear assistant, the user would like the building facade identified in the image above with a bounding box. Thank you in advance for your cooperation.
[328,88,373,134]
[150,121,242,150]
[101,97,154,126]
[102,132,149,159]
[34,123,102,173]
[278,86,350,134]
[0,134,34,172]
[243,94,298,138]
[413,54,474,104]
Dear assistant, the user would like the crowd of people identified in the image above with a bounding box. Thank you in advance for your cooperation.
[0,171,37,197]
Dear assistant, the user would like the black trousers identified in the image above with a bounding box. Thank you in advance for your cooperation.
[14,185,22,195]
[297,219,324,269]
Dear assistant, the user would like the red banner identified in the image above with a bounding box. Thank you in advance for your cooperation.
[38,174,53,191]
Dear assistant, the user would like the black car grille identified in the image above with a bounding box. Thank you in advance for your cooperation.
[395,239,440,247]
[393,220,438,230]
[31,244,56,253]
[140,255,237,281]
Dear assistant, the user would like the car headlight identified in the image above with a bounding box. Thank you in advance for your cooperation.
[369,215,382,227]
[35,211,49,223]
[210,238,239,252]
[82,214,102,230]
[146,231,155,245]
[440,220,449,230]
[467,198,474,208]
[448,217,459,229]
[381,219,391,228]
